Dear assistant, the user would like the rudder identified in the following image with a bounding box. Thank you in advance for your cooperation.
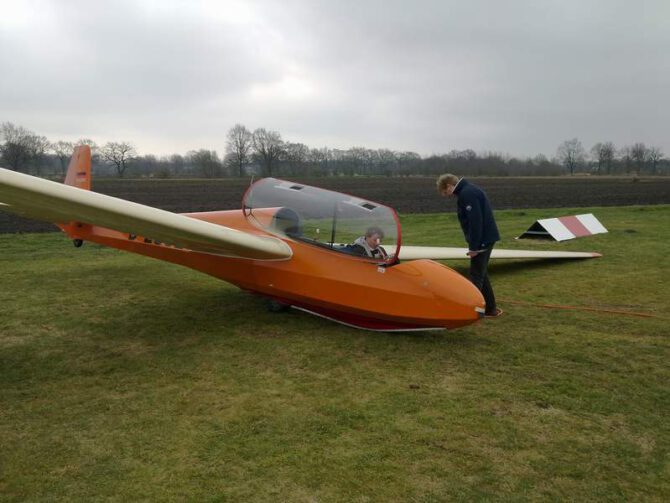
[64,145,91,190]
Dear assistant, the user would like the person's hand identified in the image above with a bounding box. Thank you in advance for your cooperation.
[467,250,479,257]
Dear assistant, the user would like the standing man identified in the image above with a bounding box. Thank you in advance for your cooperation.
[437,174,502,317]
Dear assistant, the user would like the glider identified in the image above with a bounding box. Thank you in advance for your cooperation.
[0,146,600,331]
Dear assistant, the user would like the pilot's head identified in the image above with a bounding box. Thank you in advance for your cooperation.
[364,226,384,249]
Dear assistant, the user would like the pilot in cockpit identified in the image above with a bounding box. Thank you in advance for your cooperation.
[350,226,389,259]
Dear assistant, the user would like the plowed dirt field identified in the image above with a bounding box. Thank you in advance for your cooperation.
[2,176,669,233]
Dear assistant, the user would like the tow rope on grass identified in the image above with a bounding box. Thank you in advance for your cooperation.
[498,299,662,319]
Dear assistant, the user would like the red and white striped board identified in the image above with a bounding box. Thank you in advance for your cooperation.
[518,213,608,241]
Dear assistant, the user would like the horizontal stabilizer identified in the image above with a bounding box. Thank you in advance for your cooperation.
[0,168,292,260]
[398,246,601,260]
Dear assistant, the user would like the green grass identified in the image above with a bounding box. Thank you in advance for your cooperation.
[1,206,669,501]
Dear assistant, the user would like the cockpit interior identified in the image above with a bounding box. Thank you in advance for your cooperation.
[243,178,401,263]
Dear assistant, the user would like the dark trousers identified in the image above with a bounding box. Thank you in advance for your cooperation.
[469,247,497,314]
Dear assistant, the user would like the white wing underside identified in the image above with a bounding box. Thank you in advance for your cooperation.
[398,246,600,260]
[0,168,292,260]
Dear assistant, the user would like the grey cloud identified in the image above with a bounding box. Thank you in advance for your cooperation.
[1,0,668,157]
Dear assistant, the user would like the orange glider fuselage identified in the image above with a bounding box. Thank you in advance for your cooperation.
[60,209,485,331]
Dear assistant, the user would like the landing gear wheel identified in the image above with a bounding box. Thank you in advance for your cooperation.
[266,299,291,312]
[73,239,84,248]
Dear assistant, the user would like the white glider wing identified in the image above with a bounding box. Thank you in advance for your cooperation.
[0,168,292,260]
[398,245,601,260]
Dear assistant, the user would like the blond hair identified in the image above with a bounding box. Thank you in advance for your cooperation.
[436,173,459,192]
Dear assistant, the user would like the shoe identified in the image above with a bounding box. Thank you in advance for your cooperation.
[484,307,503,318]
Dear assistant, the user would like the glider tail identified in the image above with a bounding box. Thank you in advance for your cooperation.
[64,145,92,190]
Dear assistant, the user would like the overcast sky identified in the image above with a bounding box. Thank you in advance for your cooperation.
[1,0,668,158]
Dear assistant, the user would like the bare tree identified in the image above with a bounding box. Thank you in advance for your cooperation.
[618,146,634,174]
[0,122,35,171]
[375,148,396,176]
[51,141,75,176]
[630,142,648,175]
[188,149,222,178]
[330,148,347,175]
[252,128,284,176]
[556,138,586,175]
[101,141,136,177]
[169,153,185,176]
[284,142,309,176]
[396,151,421,175]
[29,135,50,175]
[590,141,615,174]
[135,154,159,176]
[225,124,252,177]
[647,147,664,175]
[345,147,367,175]
[308,147,331,175]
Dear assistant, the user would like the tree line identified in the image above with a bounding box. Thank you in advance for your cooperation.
[1,121,667,178]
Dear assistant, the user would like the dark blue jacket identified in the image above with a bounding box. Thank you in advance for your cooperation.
[453,178,500,251]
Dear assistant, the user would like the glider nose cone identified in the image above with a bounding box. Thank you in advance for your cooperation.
[403,259,485,328]
[432,267,485,327]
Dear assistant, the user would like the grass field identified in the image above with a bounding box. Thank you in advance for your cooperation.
[1,205,668,501]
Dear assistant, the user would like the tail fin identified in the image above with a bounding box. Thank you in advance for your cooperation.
[64,145,91,190]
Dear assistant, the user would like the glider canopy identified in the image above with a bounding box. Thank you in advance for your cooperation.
[243,178,401,263]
